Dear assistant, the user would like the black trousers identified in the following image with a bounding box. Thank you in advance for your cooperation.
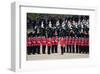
[81,46,85,53]
[42,45,46,54]
[27,46,32,55]
[82,46,86,53]
[79,45,81,53]
[54,45,58,53]
[48,46,51,54]
[61,46,65,55]
[85,46,89,54]
[52,45,55,53]
[72,45,75,53]
[63,46,65,54]
[66,45,69,53]
[37,46,40,54]
[32,46,36,55]
[35,46,38,54]
[76,45,79,53]
[79,45,83,53]
[87,46,89,54]
[69,45,71,53]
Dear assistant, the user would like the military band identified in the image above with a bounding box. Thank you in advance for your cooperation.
[27,15,89,55]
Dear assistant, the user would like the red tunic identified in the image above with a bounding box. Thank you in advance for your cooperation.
[81,38,84,46]
[41,38,47,46]
[31,38,36,46]
[66,37,68,45]
[78,38,81,46]
[84,38,86,46]
[75,38,78,45]
[86,38,89,46]
[54,37,58,45]
[27,38,32,46]
[36,37,41,46]
[71,37,75,45]
[60,38,65,47]
[47,38,52,46]
[51,37,55,45]
[68,37,72,45]
[83,38,86,46]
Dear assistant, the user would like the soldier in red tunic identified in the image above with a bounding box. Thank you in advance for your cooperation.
[71,37,75,53]
[80,38,84,53]
[85,38,89,53]
[65,36,69,53]
[87,38,89,53]
[83,38,86,53]
[41,37,47,54]
[68,36,72,53]
[47,37,52,54]
[51,37,55,53]
[27,37,32,55]
[60,37,65,55]
[36,37,41,54]
[75,37,79,53]
[31,37,36,54]
[78,37,82,53]
[54,36,58,53]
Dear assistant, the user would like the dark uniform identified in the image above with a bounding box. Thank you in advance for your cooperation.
[85,38,89,53]
[68,37,72,53]
[36,27,41,37]
[31,37,36,54]
[75,37,79,53]
[54,37,58,53]
[69,30,75,37]
[60,37,66,55]
[51,37,55,53]
[27,32,33,38]
[71,37,75,53]
[41,37,47,54]
[47,38,52,54]
[80,38,84,53]
[36,37,41,54]
[27,37,32,55]
[78,37,82,53]
[47,27,53,38]
[40,27,46,37]
[65,37,69,53]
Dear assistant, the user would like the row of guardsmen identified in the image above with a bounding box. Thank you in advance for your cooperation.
[27,37,89,55]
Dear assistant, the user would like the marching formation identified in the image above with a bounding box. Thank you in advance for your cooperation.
[27,37,89,55]
[27,14,89,55]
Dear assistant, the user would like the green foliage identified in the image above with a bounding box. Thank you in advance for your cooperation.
[27,13,41,20]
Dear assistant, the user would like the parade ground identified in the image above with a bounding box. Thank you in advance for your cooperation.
[26,53,89,60]
[26,43,89,60]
